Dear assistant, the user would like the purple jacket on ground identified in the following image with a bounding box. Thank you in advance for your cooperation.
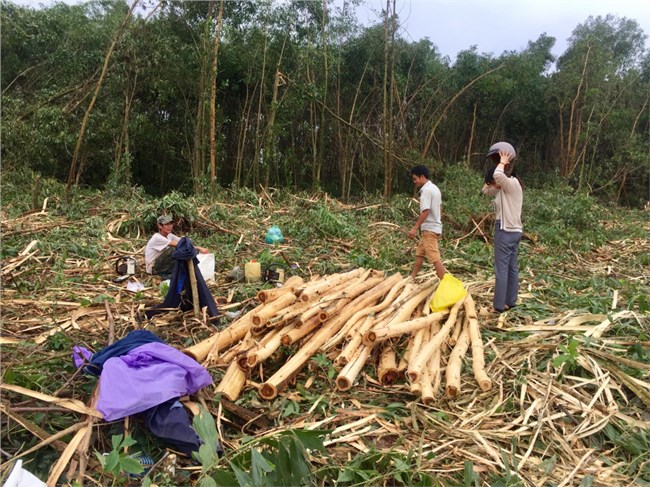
[97,342,212,421]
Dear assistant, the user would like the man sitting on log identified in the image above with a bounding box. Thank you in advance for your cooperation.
[145,214,209,279]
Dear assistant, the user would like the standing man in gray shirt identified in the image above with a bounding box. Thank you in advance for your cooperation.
[408,165,447,280]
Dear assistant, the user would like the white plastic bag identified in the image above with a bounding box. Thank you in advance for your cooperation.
[4,460,47,487]
[197,253,215,282]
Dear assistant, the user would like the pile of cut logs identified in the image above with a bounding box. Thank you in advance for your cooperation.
[183,268,492,403]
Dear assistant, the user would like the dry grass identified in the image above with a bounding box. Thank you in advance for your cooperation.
[1,199,649,486]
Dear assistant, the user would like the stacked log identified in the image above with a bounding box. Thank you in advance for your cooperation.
[187,268,491,403]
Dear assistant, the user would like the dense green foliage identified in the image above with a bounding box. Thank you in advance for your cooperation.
[1,0,648,206]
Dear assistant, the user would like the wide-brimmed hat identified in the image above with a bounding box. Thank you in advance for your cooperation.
[157,214,173,225]
[486,141,516,160]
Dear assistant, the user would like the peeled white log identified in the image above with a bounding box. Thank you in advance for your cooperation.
[465,294,492,391]
[407,296,466,383]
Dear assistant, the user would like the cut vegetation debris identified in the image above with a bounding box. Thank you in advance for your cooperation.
[1,193,649,486]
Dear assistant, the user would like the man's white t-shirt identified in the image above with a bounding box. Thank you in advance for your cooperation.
[144,233,180,274]
[419,180,442,234]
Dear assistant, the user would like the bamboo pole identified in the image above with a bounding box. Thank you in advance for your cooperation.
[465,294,492,391]
[428,321,442,396]
[410,327,429,395]
[280,314,321,346]
[380,284,434,328]
[321,273,404,350]
[267,300,312,328]
[215,360,248,401]
[246,326,292,367]
[256,287,294,304]
[408,296,466,383]
[448,308,464,347]
[299,268,364,302]
[251,292,297,327]
[335,314,375,368]
[377,343,398,385]
[445,324,470,398]
[183,304,262,362]
[282,275,305,288]
[420,369,435,405]
[260,275,399,399]
[336,344,372,391]
[364,312,446,344]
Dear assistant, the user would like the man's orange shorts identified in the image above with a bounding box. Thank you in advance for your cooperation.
[415,231,442,263]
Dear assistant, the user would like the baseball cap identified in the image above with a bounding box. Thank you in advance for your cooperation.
[157,215,173,225]
[486,142,516,160]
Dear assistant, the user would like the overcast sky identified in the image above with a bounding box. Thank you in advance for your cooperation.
[357,0,650,60]
[10,0,650,61]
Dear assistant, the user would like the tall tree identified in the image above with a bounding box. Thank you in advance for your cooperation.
[65,0,139,199]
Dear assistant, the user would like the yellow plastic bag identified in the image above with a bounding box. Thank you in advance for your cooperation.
[430,273,467,313]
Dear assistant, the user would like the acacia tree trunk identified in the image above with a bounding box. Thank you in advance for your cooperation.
[112,69,137,187]
[209,0,225,194]
[307,64,318,182]
[563,44,591,179]
[252,32,269,188]
[313,0,329,191]
[381,0,390,199]
[383,0,396,200]
[192,1,215,194]
[263,38,287,188]
[65,0,139,200]
[341,58,370,202]
[235,68,255,187]
[466,103,477,167]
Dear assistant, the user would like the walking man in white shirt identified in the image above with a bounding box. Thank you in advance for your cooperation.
[408,165,447,280]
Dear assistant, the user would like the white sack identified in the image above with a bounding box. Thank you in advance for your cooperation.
[197,253,215,282]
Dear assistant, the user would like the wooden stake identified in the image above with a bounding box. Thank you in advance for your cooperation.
[187,259,201,318]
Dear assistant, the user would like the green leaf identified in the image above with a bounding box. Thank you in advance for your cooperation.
[120,435,138,449]
[211,469,239,486]
[104,450,120,473]
[552,354,573,367]
[230,462,254,487]
[289,436,312,482]
[251,448,273,485]
[414,474,434,487]
[197,443,218,469]
[290,429,329,452]
[275,441,293,485]
[94,451,107,468]
[120,456,145,475]
[337,468,355,483]
[193,407,219,456]
[111,434,124,451]
[199,476,218,487]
